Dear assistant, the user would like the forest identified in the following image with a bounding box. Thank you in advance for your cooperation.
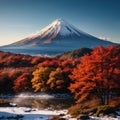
[0,50,80,93]
[0,46,120,116]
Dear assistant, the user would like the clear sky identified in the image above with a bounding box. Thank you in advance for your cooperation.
[0,0,120,46]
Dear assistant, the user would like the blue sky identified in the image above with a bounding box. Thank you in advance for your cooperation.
[0,0,120,46]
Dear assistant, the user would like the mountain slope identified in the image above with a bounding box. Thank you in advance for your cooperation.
[2,19,117,55]
[57,48,92,59]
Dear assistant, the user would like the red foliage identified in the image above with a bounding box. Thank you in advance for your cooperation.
[38,59,60,68]
[0,51,50,67]
[13,73,32,93]
[69,46,120,104]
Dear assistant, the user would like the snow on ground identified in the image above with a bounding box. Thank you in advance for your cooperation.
[0,107,72,120]
[0,107,120,120]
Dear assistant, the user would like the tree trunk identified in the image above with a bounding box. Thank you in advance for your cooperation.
[106,88,110,105]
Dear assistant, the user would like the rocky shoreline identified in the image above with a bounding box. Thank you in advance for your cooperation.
[0,107,120,120]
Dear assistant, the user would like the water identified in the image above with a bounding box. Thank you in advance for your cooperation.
[0,46,72,56]
[0,47,60,56]
[0,93,74,110]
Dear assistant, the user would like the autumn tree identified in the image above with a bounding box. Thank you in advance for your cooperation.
[69,46,120,105]
[37,59,60,68]
[13,73,32,93]
[0,74,9,93]
[0,68,23,93]
[47,67,66,92]
[31,67,54,92]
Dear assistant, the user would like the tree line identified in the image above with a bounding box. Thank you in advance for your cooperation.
[0,46,120,105]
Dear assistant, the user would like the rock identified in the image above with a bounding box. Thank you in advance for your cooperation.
[89,112,94,116]
[39,116,43,118]
[9,103,17,107]
[77,114,90,120]
[109,113,117,118]
[23,108,31,112]
[47,107,54,110]
[116,111,120,116]
[31,108,36,111]
[16,115,24,119]
[59,113,65,117]
[98,113,104,117]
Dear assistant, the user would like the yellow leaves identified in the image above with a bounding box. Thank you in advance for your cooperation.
[47,67,65,91]
[31,66,66,92]
[47,78,55,85]
[31,67,54,92]
[56,80,64,85]
[50,82,55,89]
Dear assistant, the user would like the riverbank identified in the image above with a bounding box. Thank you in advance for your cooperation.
[0,107,120,120]
[0,107,73,120]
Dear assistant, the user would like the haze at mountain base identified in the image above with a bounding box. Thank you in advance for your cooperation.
[1,19,116,56]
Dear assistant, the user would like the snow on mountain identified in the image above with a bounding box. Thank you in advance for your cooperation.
[1,19,117,55]
[25,19,90,39]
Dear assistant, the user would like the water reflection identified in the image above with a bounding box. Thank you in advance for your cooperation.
[0,94,74,110]
[13,98,74,110]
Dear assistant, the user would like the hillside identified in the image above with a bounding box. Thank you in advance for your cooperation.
[57,48,92,59]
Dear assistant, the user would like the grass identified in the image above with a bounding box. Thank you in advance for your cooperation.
[68,97,120,117]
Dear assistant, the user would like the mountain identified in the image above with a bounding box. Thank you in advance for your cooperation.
[57,48,92,59]
[1,19,117,55]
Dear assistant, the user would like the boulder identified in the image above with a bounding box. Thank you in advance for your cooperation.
[77,114,90,120]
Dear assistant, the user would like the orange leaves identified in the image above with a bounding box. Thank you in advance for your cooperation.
[1,46,120,97]
[31,58,79,93]
[37,59,60,68]
[69,46,120,104]
[0,51,49,68]
[31,66,68,92]
[0,51,80,93]
[13,73,32,93]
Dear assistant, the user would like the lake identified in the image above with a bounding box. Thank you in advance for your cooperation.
[0,93,74,110]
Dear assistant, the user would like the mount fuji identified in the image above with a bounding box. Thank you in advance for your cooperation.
[1,19,116,55]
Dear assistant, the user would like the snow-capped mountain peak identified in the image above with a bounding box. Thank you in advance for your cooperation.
[27,19,66,39]
[3,18,116,56]
[27,18,89,40]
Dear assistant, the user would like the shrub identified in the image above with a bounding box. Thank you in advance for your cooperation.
[96,105,117,116]
[84,106,97,115]
[68,98,100,117]
[68,104,83,117]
